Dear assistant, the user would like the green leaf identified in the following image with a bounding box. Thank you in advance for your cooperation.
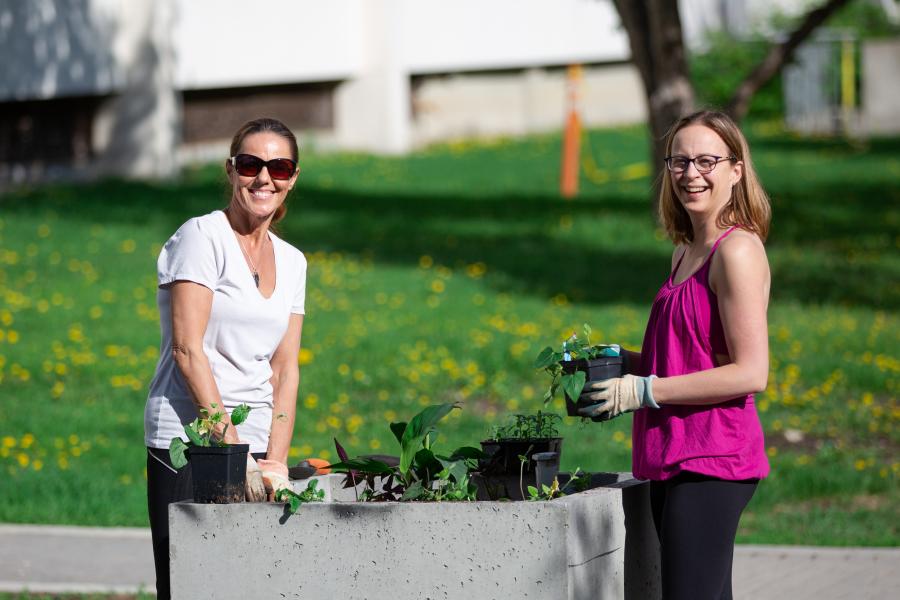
[401,480,425,501]
[168,437,189,469]
[583,323,592,342]
[389,421,407,445]
[533,346,556,369]
[230,403,251,426]
[542,388,554,404]
[448,446,486,460]
[437,457,469,484]
[184,421,205,447]
[399,403,457,475]
[561,371,587,402]
[328,457,396,476]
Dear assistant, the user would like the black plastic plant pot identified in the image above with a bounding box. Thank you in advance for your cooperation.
[562,356,625,421]
[188,444,249,504]
[479,437,563,476]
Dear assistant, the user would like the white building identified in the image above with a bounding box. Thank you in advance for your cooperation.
[0,0,646,180]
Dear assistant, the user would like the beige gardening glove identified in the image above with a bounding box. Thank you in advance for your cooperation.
[578,374,659,419]
[245,455,267,502]
[257,459,291,501]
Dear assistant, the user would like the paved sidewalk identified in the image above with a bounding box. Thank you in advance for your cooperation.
[1,524,898,598]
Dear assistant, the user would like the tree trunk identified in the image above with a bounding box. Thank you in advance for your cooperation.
[726,0,854,121]
[613,0,695,197]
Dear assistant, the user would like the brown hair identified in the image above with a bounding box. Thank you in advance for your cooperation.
[229,117,299,225]
[657,110,771,244]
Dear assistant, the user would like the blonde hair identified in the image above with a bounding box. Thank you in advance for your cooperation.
[657,110,771,244]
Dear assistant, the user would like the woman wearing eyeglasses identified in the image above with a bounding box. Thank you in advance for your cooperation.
[578,110,771,600]
[143,117,306,600]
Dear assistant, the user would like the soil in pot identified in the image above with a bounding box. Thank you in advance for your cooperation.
[188,444,249,503]
[562,355,624,421]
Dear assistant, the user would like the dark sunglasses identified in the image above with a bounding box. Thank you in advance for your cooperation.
[230,154,297,180]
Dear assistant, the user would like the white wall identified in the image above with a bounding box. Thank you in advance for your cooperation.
[172,0,363,89]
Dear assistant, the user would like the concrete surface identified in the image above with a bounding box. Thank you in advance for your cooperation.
[169,473,660,600]
[1,527,898,598]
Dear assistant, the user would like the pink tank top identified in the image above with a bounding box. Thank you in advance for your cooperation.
[632,226,769,481]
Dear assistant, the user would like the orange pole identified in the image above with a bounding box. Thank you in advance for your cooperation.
[560,64,582,198]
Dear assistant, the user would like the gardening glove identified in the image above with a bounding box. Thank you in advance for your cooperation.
[257,459,291,501]
[577,374,659,419]
[245,455,267,502]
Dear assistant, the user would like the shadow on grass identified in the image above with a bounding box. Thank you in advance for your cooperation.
[3,173,897,309]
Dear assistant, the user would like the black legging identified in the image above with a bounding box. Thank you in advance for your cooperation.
[649,472,758,600]
[146,447,265,600]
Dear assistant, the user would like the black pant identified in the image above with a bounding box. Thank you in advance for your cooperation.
[146,447,265,600]
[649,472,758,600]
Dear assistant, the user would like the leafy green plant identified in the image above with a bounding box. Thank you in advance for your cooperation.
[534,324,619,405]
[275,479,325,514]
[489,410,562,440]
[527,468,590,501]
[329,402,485,502]
[168,403,252,469]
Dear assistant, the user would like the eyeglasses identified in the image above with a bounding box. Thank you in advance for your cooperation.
[664,154,736,174]
[230,154,297,180]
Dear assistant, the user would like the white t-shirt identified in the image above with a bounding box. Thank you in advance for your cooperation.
[144,210,307,453]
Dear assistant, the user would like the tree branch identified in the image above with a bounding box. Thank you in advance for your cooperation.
[726,0,854,121]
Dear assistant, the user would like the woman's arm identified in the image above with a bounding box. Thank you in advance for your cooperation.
[651,232,770,406]
[169,281,241,443]
[266,313,304,464]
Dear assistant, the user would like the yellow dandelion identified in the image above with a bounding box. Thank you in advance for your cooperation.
[298,348,314,365]
[418,255,433,269]
[466,263,487,278]
[304,394,319,409]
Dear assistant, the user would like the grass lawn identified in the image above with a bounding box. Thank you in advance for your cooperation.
[0,122,897,546]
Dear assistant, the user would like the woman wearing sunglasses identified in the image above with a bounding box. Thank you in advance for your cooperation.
[143,117,306,599]
[577,110,771,600]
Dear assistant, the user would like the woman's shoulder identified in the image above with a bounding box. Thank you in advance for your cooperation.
[718,228,766,260]
[172,210,226,239]
[710,228,769,284]
[270,232,307,265]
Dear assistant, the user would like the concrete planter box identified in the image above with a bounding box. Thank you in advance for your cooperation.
[170,472,660,600]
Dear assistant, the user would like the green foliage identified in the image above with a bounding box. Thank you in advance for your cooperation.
[489,410,562,440]
[535,323,617,405]
[275,479,326,514]
[690,31,783,119]
[330,403,483,502]
[527,468,590,501]
[168,403,252,469]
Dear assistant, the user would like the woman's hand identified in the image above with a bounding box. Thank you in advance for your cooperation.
[257,459,291,501]
[245,455,267,502]
[577,375,659,419]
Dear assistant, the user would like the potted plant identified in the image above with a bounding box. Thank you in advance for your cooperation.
[329,402,485,502]
[479,410,563,476]
[534,323,626,421]
[169,403,252,504]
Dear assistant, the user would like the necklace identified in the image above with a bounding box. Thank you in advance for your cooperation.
[236,235,263,288]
